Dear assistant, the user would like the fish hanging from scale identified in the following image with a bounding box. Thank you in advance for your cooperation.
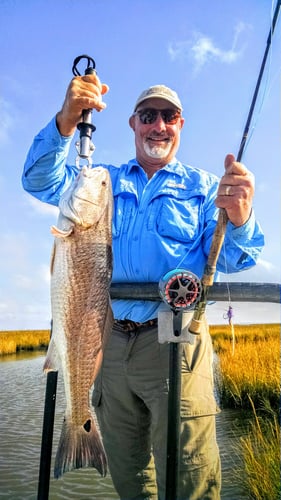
[43,165,113,479]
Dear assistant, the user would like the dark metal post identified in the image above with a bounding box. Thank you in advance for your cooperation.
[37,370,58,500]
[165,312,183,500]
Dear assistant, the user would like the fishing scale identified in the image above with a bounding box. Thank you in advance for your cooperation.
[72,55,97,167]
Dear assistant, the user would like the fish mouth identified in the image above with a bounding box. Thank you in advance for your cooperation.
[72,194,99,207]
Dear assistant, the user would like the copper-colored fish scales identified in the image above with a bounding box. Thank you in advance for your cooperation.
[43,166,113,479]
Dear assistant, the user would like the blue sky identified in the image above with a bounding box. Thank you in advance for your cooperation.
[0,0,280,329]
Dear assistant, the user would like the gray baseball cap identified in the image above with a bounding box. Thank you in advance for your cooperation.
[134,84,183,112]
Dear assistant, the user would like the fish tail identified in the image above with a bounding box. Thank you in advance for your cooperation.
[54,416,107,479]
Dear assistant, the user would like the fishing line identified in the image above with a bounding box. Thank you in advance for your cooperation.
[219,0,280,352]
[186,0,281,335]
[222,242,235,354]
[240,0,277,156]
[175,207,220,270]
[237,0,281,161]
[177,1,280,272]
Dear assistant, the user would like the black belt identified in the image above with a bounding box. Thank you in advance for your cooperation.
[113,319,158,333]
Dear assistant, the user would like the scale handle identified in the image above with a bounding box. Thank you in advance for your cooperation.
[72,55,97,159]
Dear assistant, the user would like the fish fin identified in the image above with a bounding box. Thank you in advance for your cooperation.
[91,305,114,382]
[43,338,60,372]
[51,212,74,237]
[50,242,56,275]
[54,416,107,479]
[50,225,73,237]
[103,303,114,346]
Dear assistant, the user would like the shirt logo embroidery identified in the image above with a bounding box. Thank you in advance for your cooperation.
[166,181,186,190]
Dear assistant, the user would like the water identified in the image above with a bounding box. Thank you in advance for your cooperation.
[0,353,248,499]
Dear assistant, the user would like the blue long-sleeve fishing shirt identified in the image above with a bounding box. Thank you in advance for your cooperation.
[22,117,264,322]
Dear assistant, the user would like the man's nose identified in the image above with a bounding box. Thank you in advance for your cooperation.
[152,113,166,131]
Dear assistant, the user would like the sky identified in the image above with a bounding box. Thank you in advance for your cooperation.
[0,0,280,330]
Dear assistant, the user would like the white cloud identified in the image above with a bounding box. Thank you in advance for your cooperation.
[0,297,51,331]
[24,193,59,217]
[0,97,14,144]
[224,258,280,284]
[11,263,51,293]
[257,258,277,273]
[206,301,280,325]
[14,274,33,290]
[191,34,239,66]
[168,22,249,73]
[39,264,51,285]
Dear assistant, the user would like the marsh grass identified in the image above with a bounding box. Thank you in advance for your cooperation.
[210,323,280,410]
[235,398,280,500]
[0,323,279,497]
[210,324,280,499]
[0,330,50,355]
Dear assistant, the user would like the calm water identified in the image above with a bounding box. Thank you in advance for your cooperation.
[0,353,248,499]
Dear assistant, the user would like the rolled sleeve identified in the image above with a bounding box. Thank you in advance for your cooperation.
[226,209,257,242]
[22,117,77,206]
[218,210,265,272]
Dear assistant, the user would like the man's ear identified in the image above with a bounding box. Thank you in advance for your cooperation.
[179,117,185,130]
[129,115,136,131]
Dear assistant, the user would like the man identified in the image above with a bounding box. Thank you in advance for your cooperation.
[22,72,264,500]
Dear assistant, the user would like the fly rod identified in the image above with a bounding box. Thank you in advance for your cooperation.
[163,3,281,498]
[189,0,281,333]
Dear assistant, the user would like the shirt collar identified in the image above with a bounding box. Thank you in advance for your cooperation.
[127,157,183,176]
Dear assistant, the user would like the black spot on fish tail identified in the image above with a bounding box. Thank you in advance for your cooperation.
[83,419,91,432]
[54,417,107,479]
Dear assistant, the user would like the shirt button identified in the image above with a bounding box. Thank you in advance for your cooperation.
[133,236,138,241]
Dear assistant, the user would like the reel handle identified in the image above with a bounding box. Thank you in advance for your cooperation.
[72,55,97,161]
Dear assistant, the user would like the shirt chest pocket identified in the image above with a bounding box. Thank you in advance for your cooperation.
[112,194,136,237]
[147,194,203,243]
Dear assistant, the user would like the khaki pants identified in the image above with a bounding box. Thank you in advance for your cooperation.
[92,318,221,500]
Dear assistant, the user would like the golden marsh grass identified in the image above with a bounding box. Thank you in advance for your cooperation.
[210,324,280,498]
[210,323,280,410]
[235,399,280,500]
[0,330,50,355]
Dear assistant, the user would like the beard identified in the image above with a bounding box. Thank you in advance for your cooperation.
[143,139,172,159]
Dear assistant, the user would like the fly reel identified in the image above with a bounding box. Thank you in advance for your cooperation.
[159,269,202,311]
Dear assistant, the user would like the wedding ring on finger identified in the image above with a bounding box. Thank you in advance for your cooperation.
[225,185,231,196]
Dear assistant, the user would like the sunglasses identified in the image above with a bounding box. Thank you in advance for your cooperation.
[134,108,181,125]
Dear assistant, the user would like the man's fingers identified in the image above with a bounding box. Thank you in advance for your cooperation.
[101,83,109,95]
[224,153,248,176]
[224,153,236,170]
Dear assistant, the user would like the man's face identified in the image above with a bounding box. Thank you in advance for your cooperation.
[129,98,185,168]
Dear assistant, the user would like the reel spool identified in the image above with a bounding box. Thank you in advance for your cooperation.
[159,269,202,311]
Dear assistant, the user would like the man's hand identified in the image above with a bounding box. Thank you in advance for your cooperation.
[56,73,109,137]
[215,153,255,227]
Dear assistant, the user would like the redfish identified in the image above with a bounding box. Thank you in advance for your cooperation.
[44,166,113,479]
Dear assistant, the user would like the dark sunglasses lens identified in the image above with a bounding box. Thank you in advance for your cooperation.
[139,109,158,124]
[162,110,180,123]
[138,108,180,124]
